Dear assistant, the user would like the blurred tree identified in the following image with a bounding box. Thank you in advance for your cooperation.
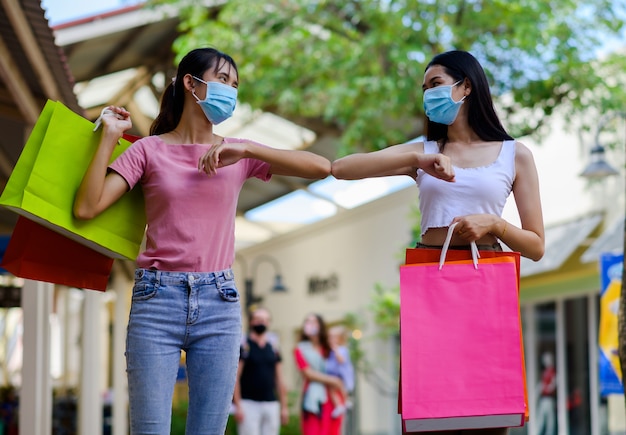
[153,0,625,154]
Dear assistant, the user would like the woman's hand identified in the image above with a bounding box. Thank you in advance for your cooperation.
[100,106,132,137]
[417,153,455,182]
[198,141,248,176]
[451,214,501,242]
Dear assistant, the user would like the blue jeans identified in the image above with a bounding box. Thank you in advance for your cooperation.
[126,268,241,435]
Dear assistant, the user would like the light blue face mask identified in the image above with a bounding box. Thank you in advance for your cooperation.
[423,80,465,125]
[192,76,238,125]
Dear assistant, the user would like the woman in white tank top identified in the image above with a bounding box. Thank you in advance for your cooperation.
[332,50,544,262]
[331,50,545,435]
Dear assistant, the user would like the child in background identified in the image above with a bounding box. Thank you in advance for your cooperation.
[326,325,355,419]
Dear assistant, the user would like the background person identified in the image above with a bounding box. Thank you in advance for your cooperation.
[233,307,289,435]
[294,313,345,435]
[536,351,557,435]
[74,47,330,434]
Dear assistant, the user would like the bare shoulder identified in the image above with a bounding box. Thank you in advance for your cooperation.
[513,140,536,165]
[513,140,540,185]
[513,140,532,156]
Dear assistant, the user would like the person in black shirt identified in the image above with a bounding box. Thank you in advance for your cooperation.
[233,307,288,435]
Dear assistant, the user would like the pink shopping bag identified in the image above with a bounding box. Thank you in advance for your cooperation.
[401,246,530,423]
[399,247,526,432]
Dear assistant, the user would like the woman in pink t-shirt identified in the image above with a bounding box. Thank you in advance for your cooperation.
[74,47,330,435]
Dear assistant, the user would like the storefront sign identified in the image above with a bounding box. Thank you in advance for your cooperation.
[308,273,339,300]
[599,252,623,396]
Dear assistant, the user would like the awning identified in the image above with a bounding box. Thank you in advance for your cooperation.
[581,216,624,263]
[520,213,603,277]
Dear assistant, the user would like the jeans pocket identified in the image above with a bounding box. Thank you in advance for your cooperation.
[132,280,158,301]
[217,281,239,302]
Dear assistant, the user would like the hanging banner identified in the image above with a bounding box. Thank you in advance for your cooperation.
[598,252,623,396]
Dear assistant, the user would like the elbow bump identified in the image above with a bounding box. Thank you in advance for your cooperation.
[305,162,330,179]
[330,161,347,179]
[319,161,332,178]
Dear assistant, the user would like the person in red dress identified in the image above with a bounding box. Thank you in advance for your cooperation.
[537,351,556,435]
[293,313,345,435]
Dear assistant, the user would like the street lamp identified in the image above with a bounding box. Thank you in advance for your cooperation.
[239,254,287,312]
[580,145,620,179]
[579,111,624,179]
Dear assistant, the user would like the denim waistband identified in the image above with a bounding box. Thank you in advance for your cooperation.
[134,268,234,285]
[415,242,503,252]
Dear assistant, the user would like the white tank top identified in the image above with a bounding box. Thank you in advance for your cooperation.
[416,140,516,236]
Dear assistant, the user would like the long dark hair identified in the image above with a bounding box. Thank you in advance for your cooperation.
[150,48,238,135]
[299,313,331,356]
[424,50,512,147]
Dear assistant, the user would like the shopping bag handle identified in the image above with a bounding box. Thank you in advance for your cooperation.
[93,107,115,132]
[439,222,479,270]
[93,107,127,132]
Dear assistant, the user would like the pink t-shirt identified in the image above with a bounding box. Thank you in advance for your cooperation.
[108,136,271,272]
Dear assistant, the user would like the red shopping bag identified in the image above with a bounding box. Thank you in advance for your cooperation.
[1,216,114,291]
[399,238,526,432]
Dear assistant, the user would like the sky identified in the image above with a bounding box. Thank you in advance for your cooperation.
[41,0,143,25]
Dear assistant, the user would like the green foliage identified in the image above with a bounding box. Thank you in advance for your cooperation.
[369,282,400,338]
[170,400,188,434]
[151,0,625,154]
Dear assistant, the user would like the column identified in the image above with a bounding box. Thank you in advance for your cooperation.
[78,290,103,435]
[111,264,130,435]
[19,280,53,435]
[556,299,569,435]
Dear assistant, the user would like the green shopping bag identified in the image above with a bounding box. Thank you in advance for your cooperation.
[0,100,146,260]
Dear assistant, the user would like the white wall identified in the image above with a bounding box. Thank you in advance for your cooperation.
[235,186,419,434]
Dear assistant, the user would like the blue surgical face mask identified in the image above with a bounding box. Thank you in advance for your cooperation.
[192,76,237,125]
[423,80,465,125]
